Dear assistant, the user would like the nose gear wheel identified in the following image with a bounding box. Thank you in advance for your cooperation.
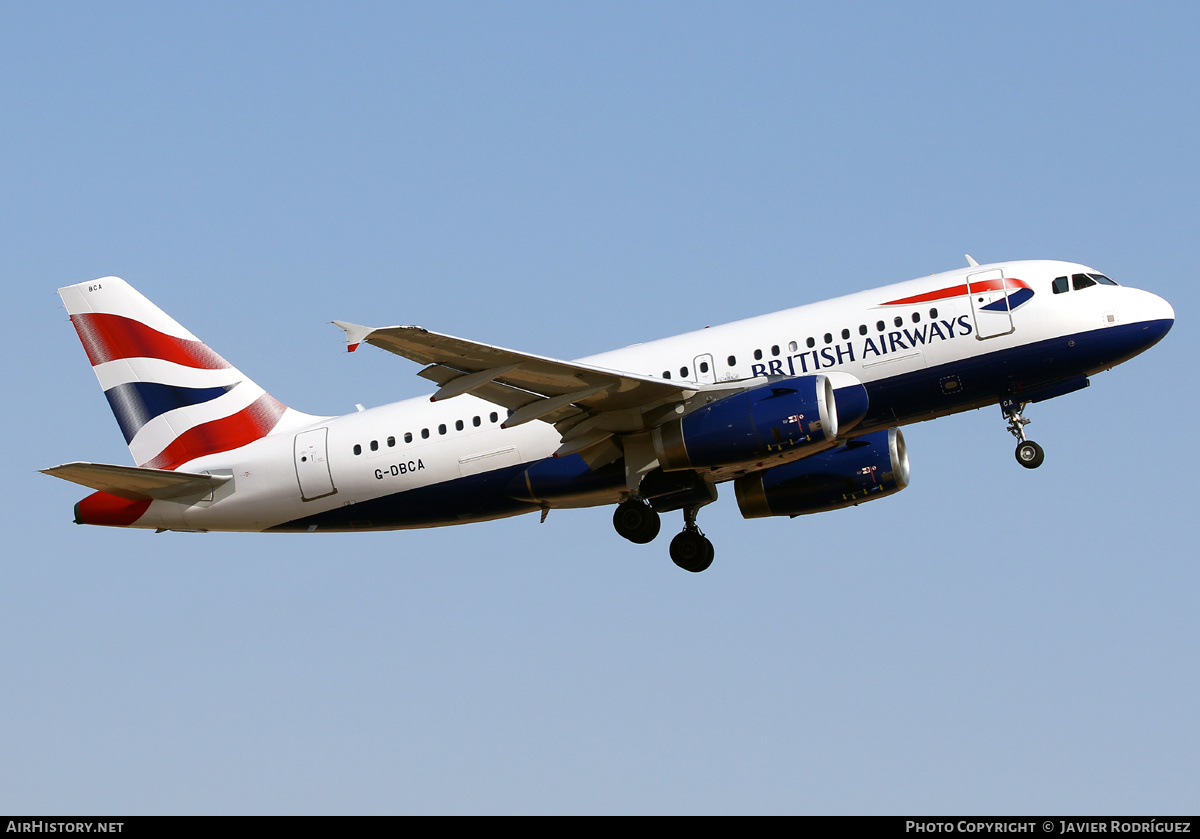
[1002,401,1045,469]
[1015,439,1045,469]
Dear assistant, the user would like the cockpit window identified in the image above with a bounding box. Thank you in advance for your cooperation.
[1072,273,1097,291]
[1089,273,1118,286]
[1052,276,1069,294]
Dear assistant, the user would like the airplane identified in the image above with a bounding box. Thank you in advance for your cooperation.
[42,257,1174,572]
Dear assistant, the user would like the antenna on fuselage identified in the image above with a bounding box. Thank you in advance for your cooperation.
[965,254,979,267]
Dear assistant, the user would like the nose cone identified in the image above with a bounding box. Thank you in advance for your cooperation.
[1150,291,1175,324]
[1094,287,1175,370]
[1138,290,1175,345]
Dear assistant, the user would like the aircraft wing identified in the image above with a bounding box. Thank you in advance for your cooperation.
[41,462,231,501]
[333,321,748,462]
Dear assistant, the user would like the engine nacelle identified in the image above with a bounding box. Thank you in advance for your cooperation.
[652,374,861,471]
[734,428,910,518]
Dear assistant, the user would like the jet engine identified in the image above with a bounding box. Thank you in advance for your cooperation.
[734,428,909,518]
[651,374,868,471]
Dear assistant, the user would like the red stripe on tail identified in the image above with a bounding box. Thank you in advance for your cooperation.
[70,312,231,369]
[141,394,288,470]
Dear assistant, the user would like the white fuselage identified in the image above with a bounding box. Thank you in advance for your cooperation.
[125,259,1174,532]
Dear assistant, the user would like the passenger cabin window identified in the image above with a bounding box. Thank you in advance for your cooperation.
[876,321,885,332]
[438,424,447,435]
[370,440,378,451]
[679,366,688,378]
[421,428,430,439]
[841,328,850,340]
[1072,273,1097,291]
[404,432,413,443]
[859,324,867,335]
[1052,276,1069,294]
[911,312,920,323]
[490,412,499,423]
[787,341,797,353]
[662,370,671,379]
[771,345,780,356]
[387,436,395,447]
[473,416,481,427]
[699,361,709,373]
[894,316,903,328]
[754,349,763,360]
[930,308,938,319]
[353,444,362,456]
[455,419,464,431]
[823,333,832,344]
[727,355,736,366]
[806,337,815,348]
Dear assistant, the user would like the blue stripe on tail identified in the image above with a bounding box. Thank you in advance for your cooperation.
[104,382,235,443]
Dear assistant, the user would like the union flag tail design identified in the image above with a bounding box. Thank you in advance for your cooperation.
[59,277,310,470]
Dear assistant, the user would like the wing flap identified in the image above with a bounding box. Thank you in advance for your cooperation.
[41,462,231,501]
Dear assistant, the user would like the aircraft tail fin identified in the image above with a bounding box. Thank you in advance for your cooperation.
[58,277,312,470]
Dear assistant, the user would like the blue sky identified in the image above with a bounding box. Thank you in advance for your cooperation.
[2,1,1196,814]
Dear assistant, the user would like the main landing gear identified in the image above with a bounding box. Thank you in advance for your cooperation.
[1003,401,1045,469]
[612,497,661,544]
[669,506,714,573]
[612,498,715,572]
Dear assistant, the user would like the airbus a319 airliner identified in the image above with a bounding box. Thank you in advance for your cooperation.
[43,257,1173,572]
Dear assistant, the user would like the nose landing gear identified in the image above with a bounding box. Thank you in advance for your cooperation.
[1003,401,1045,469]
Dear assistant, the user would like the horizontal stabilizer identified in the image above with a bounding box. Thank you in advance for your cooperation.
[41,461,231,501]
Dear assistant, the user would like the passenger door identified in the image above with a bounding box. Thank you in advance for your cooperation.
[294,428,337,501]
[965,268,1016,340]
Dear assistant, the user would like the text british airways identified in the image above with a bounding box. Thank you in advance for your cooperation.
[750,315,974,377]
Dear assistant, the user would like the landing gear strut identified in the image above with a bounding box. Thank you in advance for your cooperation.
[669,505,714,573]
[613,497,661,544]
[1003,401,1045,469]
